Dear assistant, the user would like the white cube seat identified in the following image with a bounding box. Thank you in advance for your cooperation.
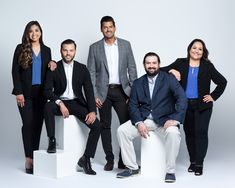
[34,150,75,178]
[141,131,166,179]
[33,115,88,178]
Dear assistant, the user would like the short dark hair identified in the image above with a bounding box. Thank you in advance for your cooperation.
[143,52,161,64]
[61,39,76,49]
[100,16,115,28]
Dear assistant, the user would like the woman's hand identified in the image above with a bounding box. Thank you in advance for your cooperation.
[48,60,57,71]
[203,95,214,103]
[16,94,25,107]
[169,69,181,81]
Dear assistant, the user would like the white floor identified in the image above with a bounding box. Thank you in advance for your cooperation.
[1,148,234,188]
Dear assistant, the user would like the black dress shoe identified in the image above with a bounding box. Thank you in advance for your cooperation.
[77,156,96,175]
[188,163,195,172]
[104,161,114,171]
[47,137,56,153]
[118,160,126,169]
[195,165,203,176]
[25,168,33,174]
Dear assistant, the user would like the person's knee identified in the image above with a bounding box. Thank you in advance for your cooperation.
[165,126,181,139]
[90,119,101,131]
[117,125,127,138]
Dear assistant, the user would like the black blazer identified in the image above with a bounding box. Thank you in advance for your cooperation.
[44,60,96,113]
[12,44,51,97]
[162,58,227,111]
[128,71,187,126]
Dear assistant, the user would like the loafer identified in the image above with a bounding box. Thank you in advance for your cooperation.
[165,173,176,183]
[116,168,140,178]
[77,156,96,175]
[104,161,114,171]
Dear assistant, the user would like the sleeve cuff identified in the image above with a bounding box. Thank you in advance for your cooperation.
[55,99,62,105]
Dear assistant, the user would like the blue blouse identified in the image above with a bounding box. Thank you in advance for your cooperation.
[32,51,42,85]
[185,66,199,99]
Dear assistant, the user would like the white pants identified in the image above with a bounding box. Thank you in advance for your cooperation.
[117,119,181,173]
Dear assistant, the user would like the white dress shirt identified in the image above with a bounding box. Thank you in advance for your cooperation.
[60,61,76,100]
[104,39,120,84]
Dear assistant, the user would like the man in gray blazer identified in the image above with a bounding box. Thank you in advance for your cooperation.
[87,16,137,171]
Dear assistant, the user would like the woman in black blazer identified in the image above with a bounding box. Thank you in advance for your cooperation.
[163,39,227,176]
[12,21,54,174]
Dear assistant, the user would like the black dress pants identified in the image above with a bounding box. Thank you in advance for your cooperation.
[18,86,45,158]
[44,100,101,158]
[183,100,212,165]
[99,85,129,162]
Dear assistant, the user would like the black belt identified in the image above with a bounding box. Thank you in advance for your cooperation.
[108,84,121,89]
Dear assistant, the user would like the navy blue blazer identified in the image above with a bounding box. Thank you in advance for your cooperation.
[128,70,187,126]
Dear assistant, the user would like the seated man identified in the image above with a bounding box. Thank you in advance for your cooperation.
[116,52,187,182]
[43,39,101,175]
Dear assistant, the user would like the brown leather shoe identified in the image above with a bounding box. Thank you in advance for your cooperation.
[104,161,114,171]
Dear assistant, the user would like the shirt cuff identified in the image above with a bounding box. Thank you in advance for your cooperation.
[135,121,143,128]
[55,99,62,106]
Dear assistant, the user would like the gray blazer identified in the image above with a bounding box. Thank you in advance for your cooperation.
[87,38,137,102]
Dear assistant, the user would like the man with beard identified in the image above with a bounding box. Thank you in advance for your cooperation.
[116,52,187,183]
[43,39,101,175]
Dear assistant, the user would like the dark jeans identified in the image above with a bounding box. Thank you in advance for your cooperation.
[99,85,129,162]
[44,100,101,158]
[18,86,45,158]
[184,99,212,165]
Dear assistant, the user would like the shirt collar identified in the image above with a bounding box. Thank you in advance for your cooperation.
[147,74,158,84]
[104,38,118,46]
[62,60,74,68]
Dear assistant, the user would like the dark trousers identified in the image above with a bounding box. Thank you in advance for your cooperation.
[99,85,129,162]
[18,86,45,158]
[44,100,101,158]
[184,100,212,165]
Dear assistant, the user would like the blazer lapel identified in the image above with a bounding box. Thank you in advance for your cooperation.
[143,75,151,100]
[57,61,67,89]
[198,59,206,79]
[99,39,109,73]
[117,38,123,73]
[40,45,47,79]
[152,72,163,99]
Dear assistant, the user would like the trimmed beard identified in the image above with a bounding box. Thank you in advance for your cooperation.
[146,69,159,77]
[62,55,75,64]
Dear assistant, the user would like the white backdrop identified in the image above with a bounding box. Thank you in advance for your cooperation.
[0,0,234,163]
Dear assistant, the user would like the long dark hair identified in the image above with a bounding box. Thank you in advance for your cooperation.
[19,21,44,69]
[187,38,210,62]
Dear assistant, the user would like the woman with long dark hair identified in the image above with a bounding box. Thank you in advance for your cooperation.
[12,21,54,174]
[163,39,227,176]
